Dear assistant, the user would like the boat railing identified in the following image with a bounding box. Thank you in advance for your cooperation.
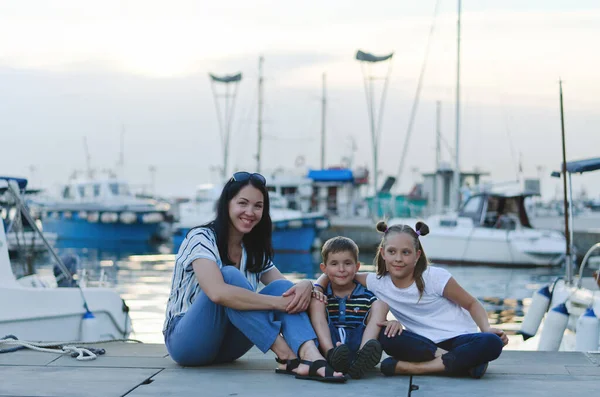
[5,181,74,284]
[576,242,600,289]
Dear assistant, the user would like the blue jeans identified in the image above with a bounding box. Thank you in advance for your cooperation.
[165,266,317,366]
[379,328,504,374]
[327,323,366,362]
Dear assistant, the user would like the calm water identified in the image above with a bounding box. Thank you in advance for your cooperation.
[18,242,569,350]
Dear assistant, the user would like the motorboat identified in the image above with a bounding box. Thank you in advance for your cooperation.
[0,177,131,342]
[30,176,172,244]
[389,191,566,267]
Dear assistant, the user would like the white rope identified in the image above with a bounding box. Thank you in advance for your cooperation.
[0,338,143,361]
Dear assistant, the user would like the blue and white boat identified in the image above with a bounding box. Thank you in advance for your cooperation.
[172,184,329,253]
[31,177,173,244]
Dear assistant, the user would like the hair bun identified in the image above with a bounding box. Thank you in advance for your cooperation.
[376,220,388,233]
[415,221,430,237]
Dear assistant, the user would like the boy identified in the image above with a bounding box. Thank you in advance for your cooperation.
[309,236,389,379]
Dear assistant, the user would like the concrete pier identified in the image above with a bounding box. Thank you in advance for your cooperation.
[1,343,599,396]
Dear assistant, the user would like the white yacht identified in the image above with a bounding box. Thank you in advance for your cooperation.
[0,177,131,342]
[389,191,566,267]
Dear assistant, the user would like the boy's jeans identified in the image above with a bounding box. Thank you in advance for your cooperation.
[379,328,504,374]
[165,266,317,366]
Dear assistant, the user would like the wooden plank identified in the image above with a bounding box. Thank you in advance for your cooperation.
[0,366,160,397]
[48,355,178,369]
[411,374,600,396]
[0,350,60,366]
[126,368,411,397]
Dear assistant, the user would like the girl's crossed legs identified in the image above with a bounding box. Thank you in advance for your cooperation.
[378,328,504,377]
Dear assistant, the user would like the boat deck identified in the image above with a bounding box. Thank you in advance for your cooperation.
[1,342,599,396]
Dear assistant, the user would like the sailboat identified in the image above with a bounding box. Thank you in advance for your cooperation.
[389,2,566,266]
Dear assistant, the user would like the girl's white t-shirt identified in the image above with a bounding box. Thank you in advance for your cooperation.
[366,266,477,343]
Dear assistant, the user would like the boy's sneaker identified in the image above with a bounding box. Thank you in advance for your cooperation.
[468,362,489,379]
[348,339,383,379]
[326,344,350,373]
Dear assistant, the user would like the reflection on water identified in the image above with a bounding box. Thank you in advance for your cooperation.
[23,242,566,347]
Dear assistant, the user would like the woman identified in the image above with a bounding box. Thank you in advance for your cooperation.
[163,172,345,382]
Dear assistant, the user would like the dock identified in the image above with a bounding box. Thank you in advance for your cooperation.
[1,343,599,396]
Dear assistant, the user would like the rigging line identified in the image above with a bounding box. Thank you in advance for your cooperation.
[439,132,457,167]
[500,99,520,179]
[209,80,226,149]
[224,82,241,167]
[375,60,394,153]
[360,63,376,151]
[395,0,442,182]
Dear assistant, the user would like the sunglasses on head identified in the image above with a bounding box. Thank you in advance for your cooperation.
[229,172,266,186]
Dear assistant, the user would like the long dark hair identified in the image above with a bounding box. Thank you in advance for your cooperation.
[200,176,273,273]
[373,220,430,299]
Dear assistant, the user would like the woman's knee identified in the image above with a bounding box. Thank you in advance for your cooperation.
[221,266,252,289]
[261,279,293,295]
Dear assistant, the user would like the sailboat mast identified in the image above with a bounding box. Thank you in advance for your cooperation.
[559,80,573,284]
[256,56,264,173]
[434,101,441,212]
[320,73,327,169]
[453,0,462,209]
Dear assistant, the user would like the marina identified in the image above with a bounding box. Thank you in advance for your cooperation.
[1,1,600,396]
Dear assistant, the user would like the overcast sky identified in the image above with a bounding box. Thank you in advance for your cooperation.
[1,0,599,200]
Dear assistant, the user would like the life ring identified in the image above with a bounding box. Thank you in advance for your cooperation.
[295,156,305,167]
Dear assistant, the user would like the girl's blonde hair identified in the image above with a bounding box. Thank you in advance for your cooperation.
[373,220,430,299]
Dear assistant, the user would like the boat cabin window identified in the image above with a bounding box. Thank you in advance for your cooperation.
[83,184,95,198]
[483,197,521,230]
[93,184,101,197]
[62,186,73,199]
[459,195,484,223]
[109,183,130,197]
[77,186,85,198]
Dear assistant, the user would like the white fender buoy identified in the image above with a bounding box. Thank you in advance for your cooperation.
[538,303,569,351]
[520,285,551,340]
[549,279,570,309]
[575,308,599,352]
[81,310,100,342]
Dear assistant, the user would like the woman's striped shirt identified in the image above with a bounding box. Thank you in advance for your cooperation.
[163,227,275,332]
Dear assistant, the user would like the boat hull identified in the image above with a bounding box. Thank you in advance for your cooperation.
[41,213,170,243]
[173,217,325,253]
[389,216,566,267]
[0,285,131,342]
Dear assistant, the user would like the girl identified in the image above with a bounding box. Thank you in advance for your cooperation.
[317,220,507,378]
[163,172,345,383]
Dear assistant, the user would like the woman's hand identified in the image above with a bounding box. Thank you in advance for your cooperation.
[378,320,403,338]
[484,327,509,346]
[282,280,313,313]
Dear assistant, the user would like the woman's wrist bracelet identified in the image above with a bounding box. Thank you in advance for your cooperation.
[313,283,324,291]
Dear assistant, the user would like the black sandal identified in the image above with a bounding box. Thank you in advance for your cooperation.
[295,359,347,383]
[348,339,383,379]
[326,344,350,373]
[274,357,300,375]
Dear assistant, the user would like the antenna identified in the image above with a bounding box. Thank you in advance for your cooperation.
[256,56,264,173]
[83,137,92,178]
[453,0,462,210]
[320,73,327,169]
